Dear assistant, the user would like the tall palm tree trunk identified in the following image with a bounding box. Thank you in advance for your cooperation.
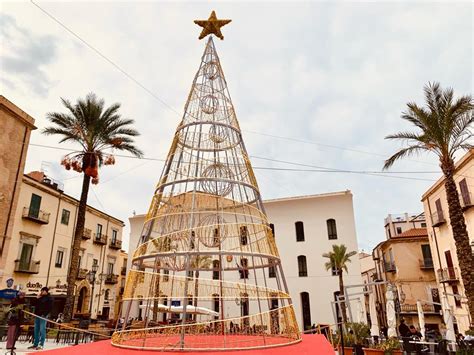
[338,268,348,324]
[441,158,474,325]
[63,172,91,321]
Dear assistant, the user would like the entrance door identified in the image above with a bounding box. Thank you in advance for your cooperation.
[270,297,280,334]
[102,307,110,320]
[301,292,311,331]
[77,287,87,313]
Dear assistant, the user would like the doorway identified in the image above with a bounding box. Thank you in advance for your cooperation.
[301,292,311,331]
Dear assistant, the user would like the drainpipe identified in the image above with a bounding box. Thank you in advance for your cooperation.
[46,190,63,287]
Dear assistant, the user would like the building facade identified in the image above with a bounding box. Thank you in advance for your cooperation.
[372,214,443,332]
[3,171,126,320]
[0,96,36,282]
[126,191,366,330]
[422,149,474,334]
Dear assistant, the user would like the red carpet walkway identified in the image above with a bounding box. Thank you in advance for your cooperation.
[38,335,334,355]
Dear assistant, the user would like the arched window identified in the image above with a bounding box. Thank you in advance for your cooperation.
[298,255,307,277]
[212,260,220,280]
[300,292,312,330]
[327,219,337,240]
[295,221,305,242]
[212,293,220,314]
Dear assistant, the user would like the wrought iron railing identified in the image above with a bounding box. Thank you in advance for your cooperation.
[93,233,107,245]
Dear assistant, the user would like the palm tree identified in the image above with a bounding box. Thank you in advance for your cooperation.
[323,244,357,324]
[43,93,143,321]
[383,82,474,326]
[190,255,212,320]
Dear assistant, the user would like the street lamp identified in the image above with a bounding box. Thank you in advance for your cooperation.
[87,264,99,317]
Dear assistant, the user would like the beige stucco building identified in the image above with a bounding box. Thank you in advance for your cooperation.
[3,171,127,320]
[372,214,443,332]
[126,191,366,330]
[421,149,474,334]
[0,96,36,280]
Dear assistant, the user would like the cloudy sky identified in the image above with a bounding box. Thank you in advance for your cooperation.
[1,1,472,252]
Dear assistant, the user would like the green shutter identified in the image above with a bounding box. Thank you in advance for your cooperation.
[29,194,41,218]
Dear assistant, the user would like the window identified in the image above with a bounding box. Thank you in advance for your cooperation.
[92,258,99,268]
[298,255,307,277]
[421,244,433,267]
[327,219,338,240]
[239,258,249,279]
[212,260,220,280]
[421,222,427,228]
[396,227,402,235]
[240,226,248,246]
[295,221,305,242]
[61,209,70,225]
[111,230,117,243]
[19,243,34,270]
[240,293,249,317]
[269,223,275,238]
[107,262,114,275]
[300,292,311,330]
[104,289,110,300]
[268,261,276,278]
[55,249,64,268]
[187,270,193,278]
[331,265,339,276]
[163,269,169,282]
[452,285,462,307]
[96,224,103,237]
[190,231,195,249]
[29,194,42,218]
[459,178,471,205]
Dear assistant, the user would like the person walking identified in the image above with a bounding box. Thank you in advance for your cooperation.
[28,287,53,350]
[6,291,26,351]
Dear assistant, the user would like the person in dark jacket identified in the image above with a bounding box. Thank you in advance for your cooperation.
[398,318,410,337]
[28,287,53,350]
[6,291,26,350]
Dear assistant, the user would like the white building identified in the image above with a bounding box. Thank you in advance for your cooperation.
[126,191,365,330]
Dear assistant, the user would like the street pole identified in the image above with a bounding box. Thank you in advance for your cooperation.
[89,274,95,316]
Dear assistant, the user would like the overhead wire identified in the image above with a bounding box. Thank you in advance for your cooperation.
[28,0,438,168]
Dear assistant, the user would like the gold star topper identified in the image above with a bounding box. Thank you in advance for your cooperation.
[194,11,231,40]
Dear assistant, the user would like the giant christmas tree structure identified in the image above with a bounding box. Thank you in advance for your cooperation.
[113,11,301,351]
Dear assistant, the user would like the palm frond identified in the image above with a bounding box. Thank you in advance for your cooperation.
[383,145,428,170]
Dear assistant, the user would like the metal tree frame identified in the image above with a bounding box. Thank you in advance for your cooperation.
[112,36,301,351]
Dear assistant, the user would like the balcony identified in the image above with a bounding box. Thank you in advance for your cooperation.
[121,266,127,276]
[93,233,107,245]
[104,274,118,284]
[109,239,122,250]
[14,260,40,274]
[384,262,396,272]
[82,228,92,240]
[400,304,436,314]
[77,268,88,279]
[438,267,459,283]
[460,192,474,211]
[22,207,50,225]
[419,258,434,269]
[431,211,446,227]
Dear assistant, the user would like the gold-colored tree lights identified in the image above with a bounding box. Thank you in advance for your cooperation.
[112,11,301,351]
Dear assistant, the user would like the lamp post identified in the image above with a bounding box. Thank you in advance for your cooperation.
[87,263,99,317]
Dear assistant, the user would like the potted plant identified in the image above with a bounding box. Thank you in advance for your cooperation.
[364,337,402,355]
[343,323,370,355]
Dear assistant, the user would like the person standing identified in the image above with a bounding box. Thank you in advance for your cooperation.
[398,318,410,337]
[6,291,25,350]
[28,287,53,350]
